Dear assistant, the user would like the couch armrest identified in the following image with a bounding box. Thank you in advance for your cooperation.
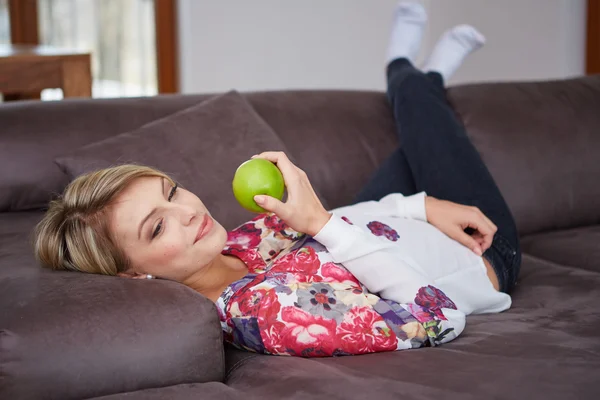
[0,271,225,400]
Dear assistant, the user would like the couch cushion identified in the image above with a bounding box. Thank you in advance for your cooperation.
[221,254,600,400]
[447,76,600,235]
[0,94,212,212]
[521,225,600,273]
[0,212,226,400]
[55,91,288,229]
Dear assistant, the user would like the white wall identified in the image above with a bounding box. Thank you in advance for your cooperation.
[177,0,587,93]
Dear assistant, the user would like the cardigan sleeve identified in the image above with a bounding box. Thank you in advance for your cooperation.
[313,213,465,342]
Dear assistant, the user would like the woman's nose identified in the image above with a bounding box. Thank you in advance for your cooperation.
[175,204,197,225]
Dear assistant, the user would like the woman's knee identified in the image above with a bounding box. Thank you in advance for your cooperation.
[387,69,438,103]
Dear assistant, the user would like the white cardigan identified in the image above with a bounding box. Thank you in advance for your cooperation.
[314,192,512,338]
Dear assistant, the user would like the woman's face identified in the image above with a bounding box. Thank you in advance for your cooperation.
[109,176,228,282]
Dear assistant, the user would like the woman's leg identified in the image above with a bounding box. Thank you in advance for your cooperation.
[353,2,426,203]
[355,5,520,292]
[356,23,489,204]
[386,57,520,293]
[353,149,417,203]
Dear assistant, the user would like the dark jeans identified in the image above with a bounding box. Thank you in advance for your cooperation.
[354,58,521,293]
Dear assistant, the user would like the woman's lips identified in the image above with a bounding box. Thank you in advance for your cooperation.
[195,215,213,243]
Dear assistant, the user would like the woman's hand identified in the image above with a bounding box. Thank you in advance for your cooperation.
[251,152,331,236]
[425,196,497,256]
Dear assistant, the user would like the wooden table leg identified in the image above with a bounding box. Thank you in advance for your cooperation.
[61,55,92,98]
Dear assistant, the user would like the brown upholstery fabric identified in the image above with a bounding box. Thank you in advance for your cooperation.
[0,212,226,400]
[0,94,212,212]
[521,225,600,273]
[447,76,600,236]
[55,91,289,229]
[88,383,241,400]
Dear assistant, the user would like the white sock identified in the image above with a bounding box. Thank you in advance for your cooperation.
[423,25,486,81]
[386,2,427,65]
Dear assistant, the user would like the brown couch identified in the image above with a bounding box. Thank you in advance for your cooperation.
[1,76,600,400]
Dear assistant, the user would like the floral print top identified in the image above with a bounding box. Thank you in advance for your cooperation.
[216,211,462,357]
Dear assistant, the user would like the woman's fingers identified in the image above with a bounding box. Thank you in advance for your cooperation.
[466,211,495,252]
[474,209,497,235]
[253,151,302,189]
[454,228,483,256]
[249,152,329,236]
[428,199,499,257]
[482,213,497,232]
[472,231,485,243]
[253,152,296,174]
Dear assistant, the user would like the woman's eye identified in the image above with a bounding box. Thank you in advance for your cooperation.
[152,219,163,239]
[168,184,178,202]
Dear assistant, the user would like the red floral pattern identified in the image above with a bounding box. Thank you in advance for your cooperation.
[256,289,281,324]
[337,307,398,354]
[227,223,262,248]
[270,247,321,275]
[320,262,361,288]
[263,213,288,232]
[289,273,324,284]
[218,213,459,357]
[259,320,287,355]
[277,307,339,357]
[224,245,265,273]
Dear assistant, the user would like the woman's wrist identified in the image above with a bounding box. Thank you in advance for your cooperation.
[424,195,437,222]
[308,210,332,237]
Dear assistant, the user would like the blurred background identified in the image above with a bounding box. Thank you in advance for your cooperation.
[0,0,592,100]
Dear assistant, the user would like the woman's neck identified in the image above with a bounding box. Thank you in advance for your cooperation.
[183,254,248,302]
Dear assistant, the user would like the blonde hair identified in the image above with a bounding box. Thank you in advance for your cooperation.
[34,165,174,275]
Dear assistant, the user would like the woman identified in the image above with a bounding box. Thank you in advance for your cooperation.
[34,3,520,357]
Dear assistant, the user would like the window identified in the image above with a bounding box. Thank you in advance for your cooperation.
[38,0,157,99]
[0,0,9,44]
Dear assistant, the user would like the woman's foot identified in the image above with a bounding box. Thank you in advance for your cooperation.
[386,2,427,65]
[423,25,486,81]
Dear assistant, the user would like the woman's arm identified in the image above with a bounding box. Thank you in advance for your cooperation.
[313,214,429,300]
[336,193,497,256]
[333,191,428,221]
[313,213,465,341]
[251,151,496,256]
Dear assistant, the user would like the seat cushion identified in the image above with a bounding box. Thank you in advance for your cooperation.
[87,383,241,400]
[521,225,600,273]
[0,212,226,400]
[55,91,289,229]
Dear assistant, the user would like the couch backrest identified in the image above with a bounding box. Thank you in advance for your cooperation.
[446,76,600,235]
[0,94,211,212]
[1,78,599,235]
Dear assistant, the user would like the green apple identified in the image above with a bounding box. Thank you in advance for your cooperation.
[232,158,285,213]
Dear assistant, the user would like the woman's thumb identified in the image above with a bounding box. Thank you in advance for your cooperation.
[254,195,284,214]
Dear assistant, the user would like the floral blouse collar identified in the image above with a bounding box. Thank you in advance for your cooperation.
[217,213,307,316]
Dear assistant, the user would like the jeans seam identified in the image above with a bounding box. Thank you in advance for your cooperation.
[492,233,519,292]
